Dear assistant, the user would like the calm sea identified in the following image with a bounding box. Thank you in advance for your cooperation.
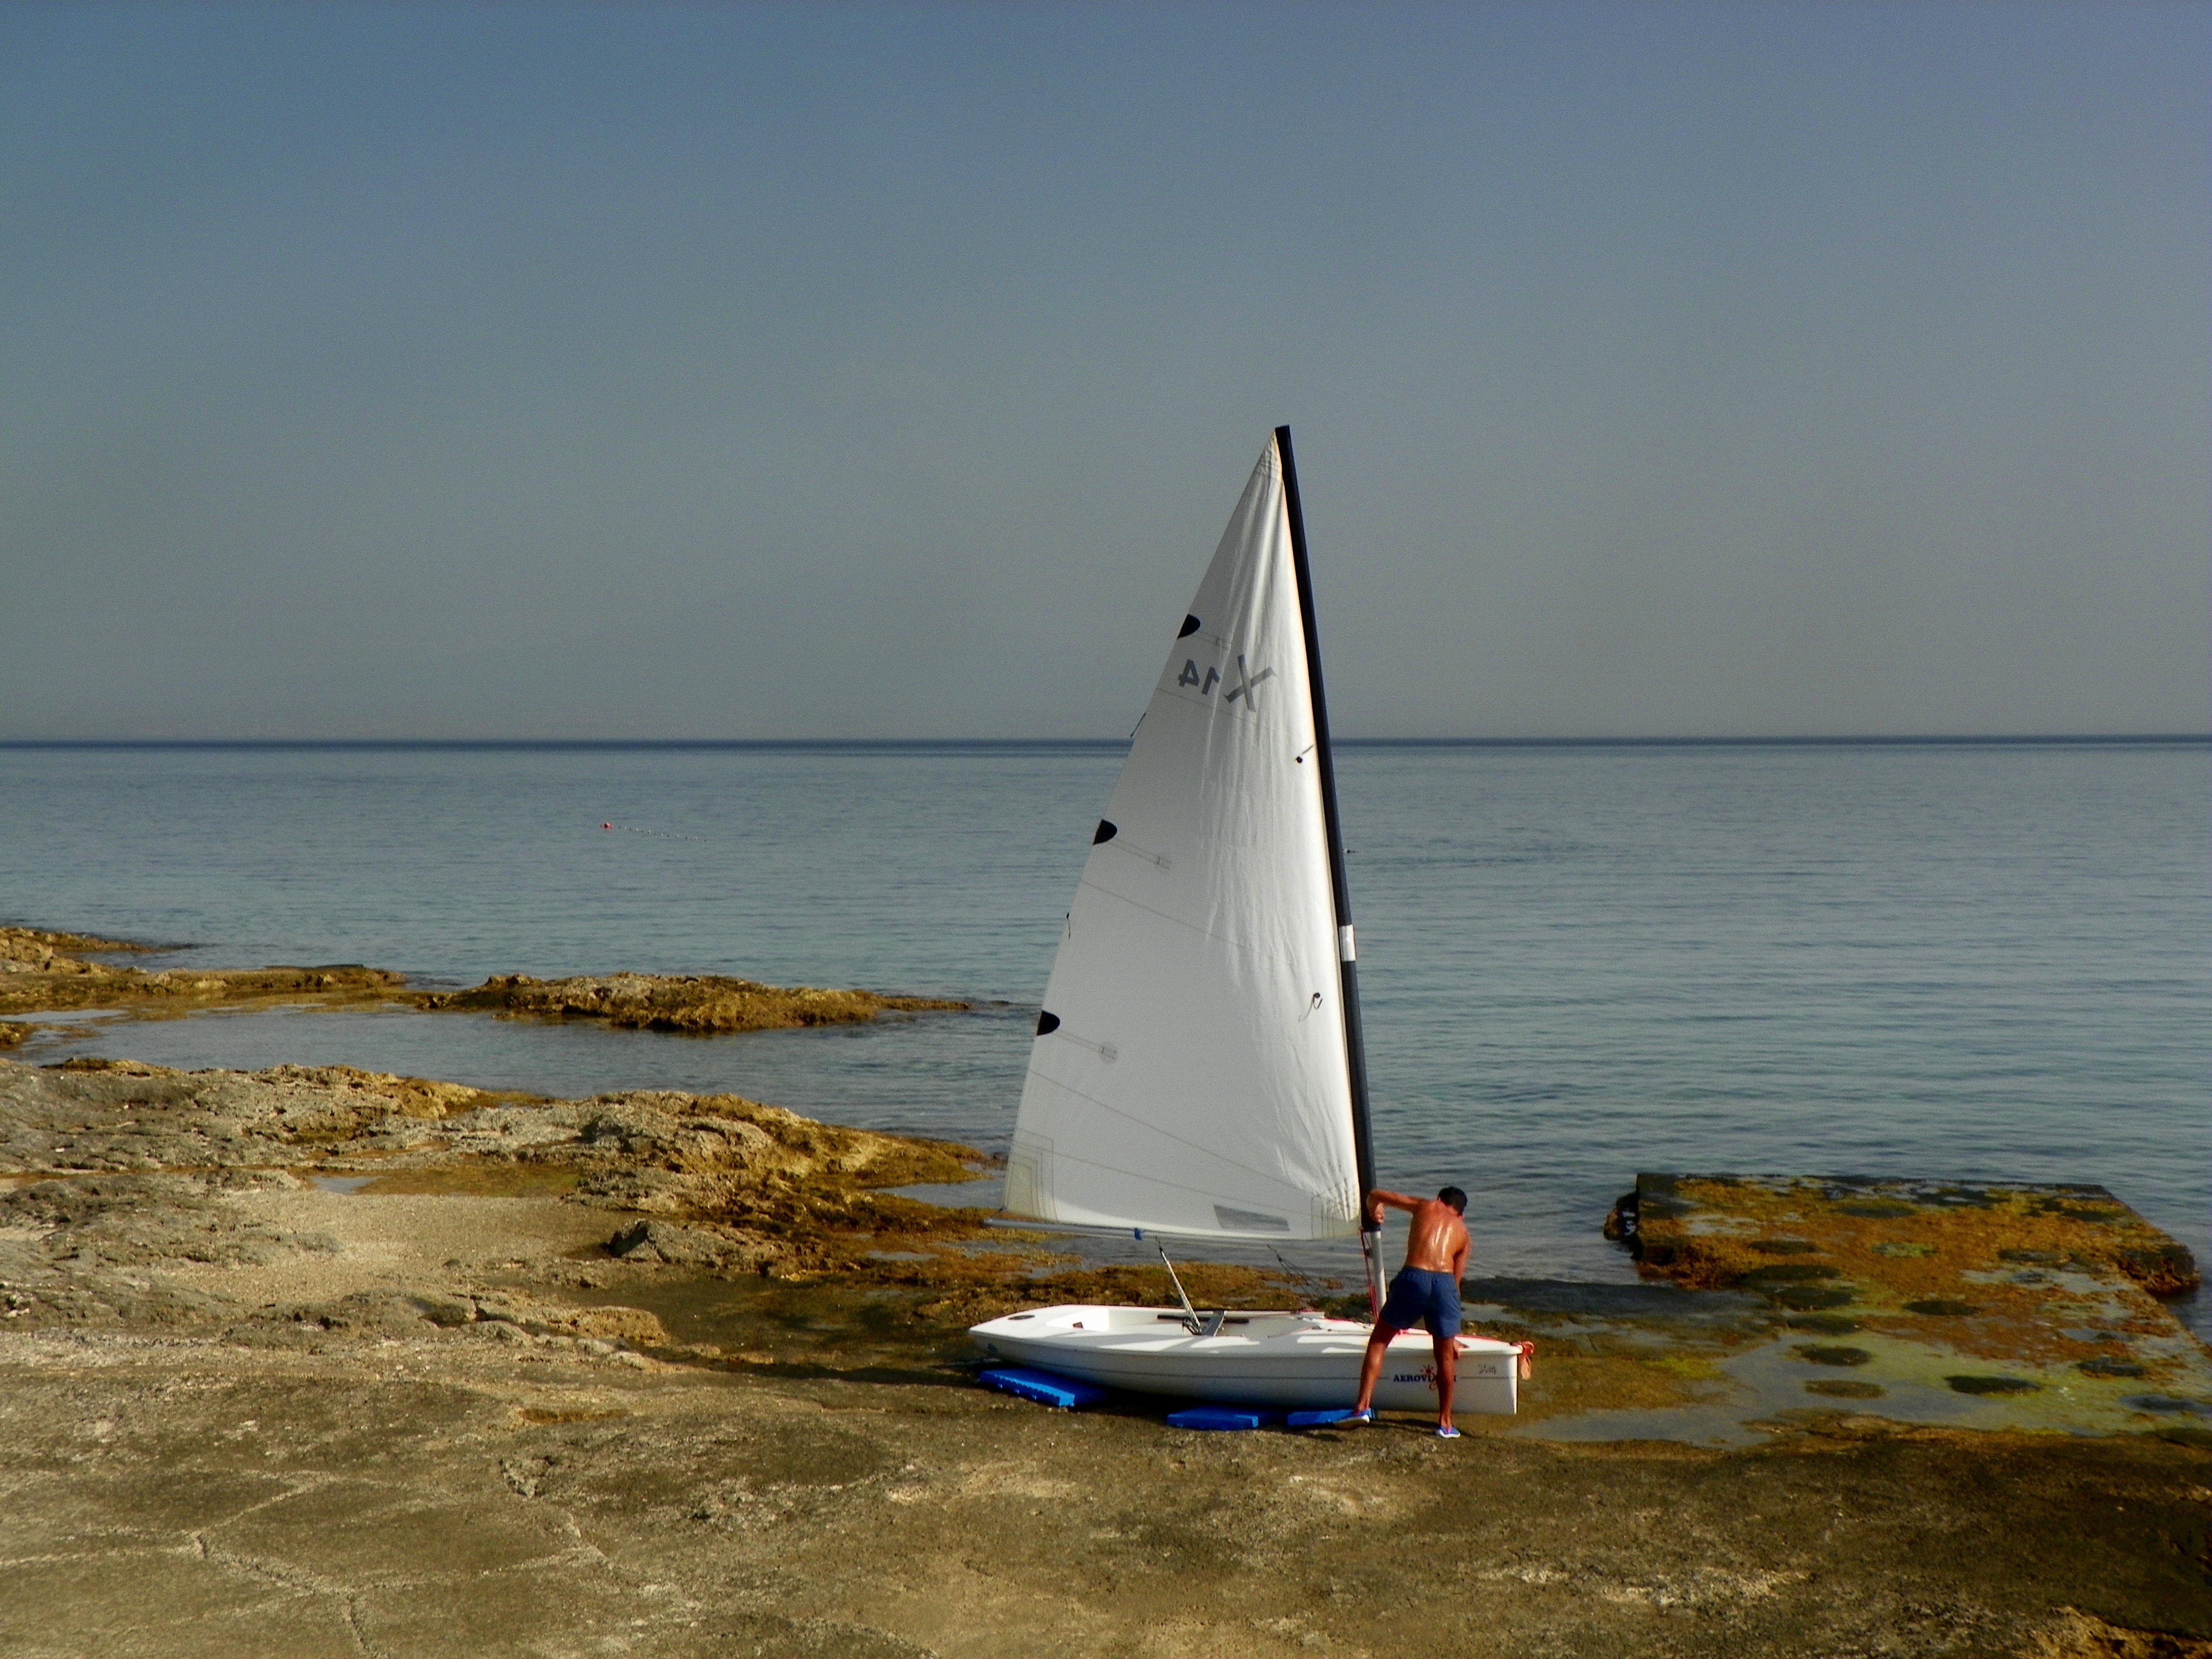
[2,741,2204,1324]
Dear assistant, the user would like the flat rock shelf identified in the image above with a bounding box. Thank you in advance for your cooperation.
[1589,1172,2210,1440]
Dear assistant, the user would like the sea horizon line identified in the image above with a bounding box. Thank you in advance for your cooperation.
[2,734,2205,752]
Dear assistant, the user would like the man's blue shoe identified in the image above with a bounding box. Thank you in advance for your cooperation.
[1436,1424,1461,1439]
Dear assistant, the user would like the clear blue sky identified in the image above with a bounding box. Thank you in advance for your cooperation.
[3,2,2204,738]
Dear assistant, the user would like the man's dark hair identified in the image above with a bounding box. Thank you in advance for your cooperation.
[1438,1186,1468,1213]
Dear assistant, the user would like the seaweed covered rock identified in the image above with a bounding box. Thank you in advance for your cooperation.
[1618,1171,2209,1403]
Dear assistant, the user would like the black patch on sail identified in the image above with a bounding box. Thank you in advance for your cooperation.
[1093,820,1118,844]
[1035,1011,1062,1036]
[1178,614,1201,638]
[1215,1205,1291,1233]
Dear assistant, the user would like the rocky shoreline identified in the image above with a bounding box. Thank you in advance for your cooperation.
[0,925,969,1048]
[2,932,2209,1655]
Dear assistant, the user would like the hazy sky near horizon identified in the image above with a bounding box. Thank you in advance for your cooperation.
[3,3,2204,739]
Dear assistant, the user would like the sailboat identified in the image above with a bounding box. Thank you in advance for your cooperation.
[968,428,1519,1416]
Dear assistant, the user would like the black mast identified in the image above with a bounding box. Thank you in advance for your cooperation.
[1274,426,1382,1281]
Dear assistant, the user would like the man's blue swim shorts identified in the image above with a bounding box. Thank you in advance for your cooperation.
[1378,1266,1462,1338]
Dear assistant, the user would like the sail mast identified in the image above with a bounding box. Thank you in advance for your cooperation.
[1273,426,1382,1296]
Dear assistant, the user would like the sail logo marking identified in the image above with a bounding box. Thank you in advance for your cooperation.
[1224,655,1274,706]
[1213,1205,1290,1232]
[1175,653,1275,710]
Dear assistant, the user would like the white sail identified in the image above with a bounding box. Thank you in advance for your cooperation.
[1006,436,1361,1242]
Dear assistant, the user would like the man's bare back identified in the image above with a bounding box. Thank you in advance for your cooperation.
[1372,1189,1469,1277]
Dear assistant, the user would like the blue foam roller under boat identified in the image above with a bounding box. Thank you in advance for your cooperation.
[980,1366,1111,1410]
[1166,1404,1284,1432]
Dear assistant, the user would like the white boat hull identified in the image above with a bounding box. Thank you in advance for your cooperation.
[970,1305,1518,1415]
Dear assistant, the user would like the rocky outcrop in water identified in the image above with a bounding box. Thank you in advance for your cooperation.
[0,926,968,1042]
[412,971,967,1033]
[0,925,404,1023]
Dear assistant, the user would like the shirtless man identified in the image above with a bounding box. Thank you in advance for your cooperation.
[1348,1186,1470,1437]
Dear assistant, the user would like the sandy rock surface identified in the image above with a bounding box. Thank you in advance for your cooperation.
[6,1321,2210,1658]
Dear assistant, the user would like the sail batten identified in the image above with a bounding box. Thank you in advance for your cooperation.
[1005,435,1362,1244]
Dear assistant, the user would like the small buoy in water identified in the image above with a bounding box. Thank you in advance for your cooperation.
[602,823,612,830]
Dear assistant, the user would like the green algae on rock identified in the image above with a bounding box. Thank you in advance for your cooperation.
[1795,1344,1874,1367]
[1625,1173,2199,1299]
[1785,1313,1862,1335]
[1614,1172,2212,1436]
[1806,1379,1885,1398]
